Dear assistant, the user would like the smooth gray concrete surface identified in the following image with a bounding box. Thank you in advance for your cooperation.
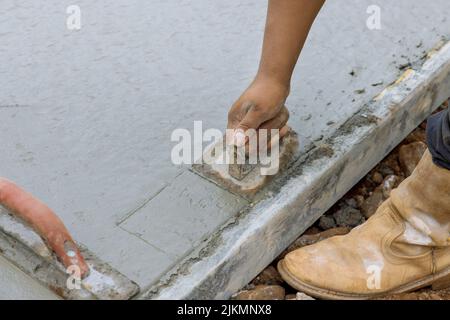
[0,0,449,298]
[0,255,59,300]
[120,172,247,259]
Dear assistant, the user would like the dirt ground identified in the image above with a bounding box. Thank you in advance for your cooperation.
[233,99,450,300]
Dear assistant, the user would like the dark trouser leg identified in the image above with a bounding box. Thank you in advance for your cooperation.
[426,108,450,170]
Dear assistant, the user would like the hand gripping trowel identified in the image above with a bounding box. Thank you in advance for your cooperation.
[192,127,299,199]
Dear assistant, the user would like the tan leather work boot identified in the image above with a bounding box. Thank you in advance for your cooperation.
[278,150,450,299]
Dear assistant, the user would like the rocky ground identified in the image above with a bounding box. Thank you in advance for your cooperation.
[233,99,450,300]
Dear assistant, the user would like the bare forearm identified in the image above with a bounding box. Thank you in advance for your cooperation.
[257,0,325,87]
[227,0,324,135]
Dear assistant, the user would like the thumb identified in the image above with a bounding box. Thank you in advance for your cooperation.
[234,102,266,146]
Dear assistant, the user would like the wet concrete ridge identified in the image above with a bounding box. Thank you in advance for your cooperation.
[0,0,450,299]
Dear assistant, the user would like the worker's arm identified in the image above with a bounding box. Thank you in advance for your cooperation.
[228,0,325,144]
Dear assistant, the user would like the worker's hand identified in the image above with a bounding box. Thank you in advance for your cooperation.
[0,178,90,278]
[227,76,290,147]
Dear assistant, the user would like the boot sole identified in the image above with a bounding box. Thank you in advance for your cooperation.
[277,259,450,300]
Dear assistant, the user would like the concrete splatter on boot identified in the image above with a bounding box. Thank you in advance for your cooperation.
[278,150,450,299]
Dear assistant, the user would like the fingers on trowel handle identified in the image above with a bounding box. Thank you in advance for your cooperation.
[0,178,90,278]
[51,237,90,279]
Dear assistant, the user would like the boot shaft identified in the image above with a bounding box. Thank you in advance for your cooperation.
[391,150,450,246]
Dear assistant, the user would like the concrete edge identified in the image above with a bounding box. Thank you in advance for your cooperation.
[141,40,450,299]
[0,208,140,299]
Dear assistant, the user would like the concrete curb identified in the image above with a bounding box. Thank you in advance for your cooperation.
[142,41,450,299]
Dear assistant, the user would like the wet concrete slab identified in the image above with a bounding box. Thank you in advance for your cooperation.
[120,172,247,259]
[0,0,449,298]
